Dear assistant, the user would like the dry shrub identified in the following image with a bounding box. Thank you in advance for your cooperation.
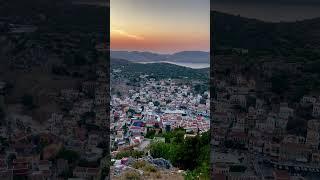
[123,171,141,180]
[154,172,162,179]
[132,160,147,169]
[143,164,157,173]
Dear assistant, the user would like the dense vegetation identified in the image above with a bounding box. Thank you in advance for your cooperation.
[56,148,80,164]
[149,128,210,180]
[111,58,209,81]
[115,150,144,160]
[0,0,107,33]
[212,11,320,58]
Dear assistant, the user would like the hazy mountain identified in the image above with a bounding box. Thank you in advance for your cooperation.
[111,51,168,62]
[111,51,209,63]
[170,51,209,63]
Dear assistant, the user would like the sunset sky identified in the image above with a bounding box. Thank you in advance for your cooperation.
[111,0,210,54]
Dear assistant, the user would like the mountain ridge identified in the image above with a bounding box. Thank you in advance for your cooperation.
[212,11,320,58]
[110,50,210,63]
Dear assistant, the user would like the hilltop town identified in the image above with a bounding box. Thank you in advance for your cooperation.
[110,60,210,179]
[0,1,110,179]
[212,55,320,180]
[211,11,320,180]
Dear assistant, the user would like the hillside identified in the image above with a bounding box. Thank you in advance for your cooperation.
[111,51,210,63]
[111,58,209,81]
[0,0,107,33]
[212,11,320,59]
[212,11,320,106]
[0,0,108,122]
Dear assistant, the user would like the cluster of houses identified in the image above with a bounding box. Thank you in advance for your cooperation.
[0,60,108,179]
[110,78,210,152]
[212,59,320,180]
[0,8,112,179]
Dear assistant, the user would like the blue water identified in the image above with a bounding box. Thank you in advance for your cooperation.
[137,61,209,69]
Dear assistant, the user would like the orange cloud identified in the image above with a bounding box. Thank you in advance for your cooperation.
[111,28,144,40]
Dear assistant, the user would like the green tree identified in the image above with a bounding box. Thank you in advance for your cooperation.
[149,130,210,177]
[21,94,35,109]
[153,101,160,106]
[149,142,178,162]
[115,150,144,159]
[271,72,289,94]
[145,129,156,139]
[194,84,201,94]
[0,107,5,122]
[56,148,80,164]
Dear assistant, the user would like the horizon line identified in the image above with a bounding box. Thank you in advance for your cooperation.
[110,49,210,55]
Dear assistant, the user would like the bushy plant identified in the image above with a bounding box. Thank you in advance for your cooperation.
[123,171,141,180]
[115,150,144,159]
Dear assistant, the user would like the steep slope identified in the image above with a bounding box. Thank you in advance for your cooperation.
[212,11,320,58]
